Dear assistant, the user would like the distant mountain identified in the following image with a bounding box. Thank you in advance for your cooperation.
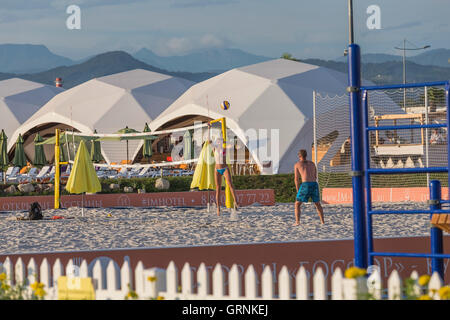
[0,44,74,73]
[335,49,450,68]
[409,48,450,68]
[2,51,217,88]
[335,53,402,64]
[133,48,272,73]
[301,58,450,85]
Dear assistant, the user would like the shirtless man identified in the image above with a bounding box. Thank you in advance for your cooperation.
[293,149,324,226]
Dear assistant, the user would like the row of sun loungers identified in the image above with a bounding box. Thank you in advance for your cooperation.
[3,165,63,184]
[95,165,194,179]
[2,164,194,184]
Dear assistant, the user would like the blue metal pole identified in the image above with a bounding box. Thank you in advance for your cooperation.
[446,84,450,200]
[362,90,373,267]
[429,180,444,278]
[348,43,368,269]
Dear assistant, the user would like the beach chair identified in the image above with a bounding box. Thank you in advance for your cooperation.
[6,167,20,183]
[128,165,142,178]
[18,167,40,183]
[35,166,50,183]
[137,166,150,178]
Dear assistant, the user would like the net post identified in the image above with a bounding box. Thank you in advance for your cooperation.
[313,90,318,167]
[362,90,373,267]
[348,43,368,269]
[429,180,444,279]
[54,129,60,209]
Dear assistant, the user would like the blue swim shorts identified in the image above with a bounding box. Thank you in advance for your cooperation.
[296,182,320,203]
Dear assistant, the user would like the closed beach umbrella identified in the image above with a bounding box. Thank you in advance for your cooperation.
[66,140,101,217]
[12,134,27,168]
[142,123,153,159]
[91,130,103,162]
[59,144,68,163]
[116,126,139,164]
[0,130,8,183]
[33,133,47,167]
[0,129,8,167]
[183,129,194,160]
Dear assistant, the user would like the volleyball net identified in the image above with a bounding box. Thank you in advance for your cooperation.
[314,85,448,192]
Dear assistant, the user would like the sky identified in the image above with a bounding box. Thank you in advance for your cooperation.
[0,0,449,60]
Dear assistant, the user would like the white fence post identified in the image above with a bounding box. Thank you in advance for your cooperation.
[278,266,291,300]
[197,263,210,299]
[367,268,382,300]
[212,263,225,299]
[331,268,343,300]
[3,257,13,286]
[27,258,38,285]
[79,260,89,278]
[245,264,258,299]
[52,258,64,287]
[15,257,26,286]
[134,261,145,298]
[428,272,443,300]
[228,264,242,299]
[39,258,51,290]
[388,270,402,300]
[106,259,120,292]
[296,266,309,300]
[120,259,132,294]
[261,265,274,300]
[181,262,194,298]
[313,267,327,300]
[165,261,178,300]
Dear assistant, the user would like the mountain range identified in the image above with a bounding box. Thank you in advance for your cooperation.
[335,48,450,67]
[0,44,449,89]
[133,47,271,73]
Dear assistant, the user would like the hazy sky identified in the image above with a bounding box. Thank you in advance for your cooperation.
[0,0,449,60]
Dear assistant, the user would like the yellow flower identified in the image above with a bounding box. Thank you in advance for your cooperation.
[418,294,432,300]
[418,275,430,287]
[30,282,44,291]
[147,276,157,282]
[34,288,46,298]
[0,273,6,282]
[438,286,450,300]
[1,283,10,291]
[345,267,367,279]
[126,290,138,299]
[156,296,165,300]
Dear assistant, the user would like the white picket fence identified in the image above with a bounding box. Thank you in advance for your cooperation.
[0,256,447,300]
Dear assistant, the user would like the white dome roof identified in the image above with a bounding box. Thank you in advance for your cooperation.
[150,58,397,173]
[9,69,195,163]
[0,78,63,139]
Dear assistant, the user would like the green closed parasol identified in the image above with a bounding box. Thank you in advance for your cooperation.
[33,133,47,167]
[90,129,104,162]
[142,123,153,159]
[0,130,8,183]
[12,134,27,168]
[183,129,195,160]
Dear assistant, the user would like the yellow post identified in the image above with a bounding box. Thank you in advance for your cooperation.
[54,129,60,209]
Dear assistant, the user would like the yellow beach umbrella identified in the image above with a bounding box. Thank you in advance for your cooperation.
[190,141,215,190]
[65,140,101,216]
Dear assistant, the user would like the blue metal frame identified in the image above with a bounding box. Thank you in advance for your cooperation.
[360,81,449,279]
[348,44,368,269]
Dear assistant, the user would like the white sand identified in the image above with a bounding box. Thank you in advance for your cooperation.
[0,202,433,254]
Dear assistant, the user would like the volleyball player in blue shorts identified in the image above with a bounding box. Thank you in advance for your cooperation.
[293,149,325,226]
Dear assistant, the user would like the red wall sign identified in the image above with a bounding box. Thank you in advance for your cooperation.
[0,189,275,212]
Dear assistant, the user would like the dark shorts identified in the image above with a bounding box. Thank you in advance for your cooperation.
[296,182,320,203]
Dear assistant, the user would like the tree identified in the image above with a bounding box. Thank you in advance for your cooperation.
[281,53,300,62]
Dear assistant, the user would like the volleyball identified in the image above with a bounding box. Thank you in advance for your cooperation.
[221,100,230,110]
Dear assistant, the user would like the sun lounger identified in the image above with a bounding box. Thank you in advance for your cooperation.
[6,167,20,182]
[35,166,51,182]
[17,167,40,183]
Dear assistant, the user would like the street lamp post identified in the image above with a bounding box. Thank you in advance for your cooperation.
[394,39,431,109]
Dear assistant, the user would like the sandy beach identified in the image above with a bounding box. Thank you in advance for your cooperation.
[0,202,434,255]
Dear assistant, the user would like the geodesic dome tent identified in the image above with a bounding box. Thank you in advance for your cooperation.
[0,78,64,143]
[9,69,195,164]
[150,59,401,174]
